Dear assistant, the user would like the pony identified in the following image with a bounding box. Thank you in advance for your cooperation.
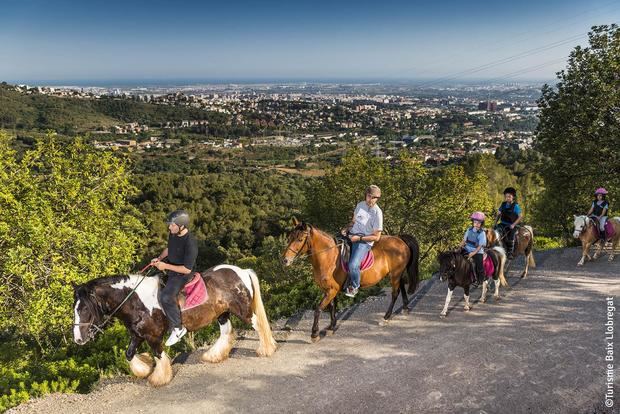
[573,215,620,266]
[282,219,419,341]
[486,225,536,278]
[72,265,276,386]
[436,246,507,318]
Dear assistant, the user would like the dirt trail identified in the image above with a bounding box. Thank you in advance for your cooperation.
[10,248,619,414]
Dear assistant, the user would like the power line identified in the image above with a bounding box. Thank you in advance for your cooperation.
[393,0,620,79]
[415,32,589,88]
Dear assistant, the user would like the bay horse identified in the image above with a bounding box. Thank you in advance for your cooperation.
[573,215,620,266]
[72,265,276,386]
[282,219,419,341]
[486,225,536,278]
[436,246,507,318]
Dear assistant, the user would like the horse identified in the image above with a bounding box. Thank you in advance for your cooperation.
[573,215,620,266]
[436,246,507,318]
[486,225,536,278]
[281,219,419,341]
[72,265,277,386]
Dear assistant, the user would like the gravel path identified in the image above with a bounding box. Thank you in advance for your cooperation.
[9,247,619,414]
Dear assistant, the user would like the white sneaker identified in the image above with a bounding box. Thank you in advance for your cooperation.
[165,327,187,346]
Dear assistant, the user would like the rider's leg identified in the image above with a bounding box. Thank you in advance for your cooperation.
[600,216,608,240]
[506,225,516,258]
[473,253,485,283]
[160,272,192,330]
[348,242,371,290]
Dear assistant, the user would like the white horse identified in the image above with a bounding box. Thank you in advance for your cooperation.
[573,215,620,266]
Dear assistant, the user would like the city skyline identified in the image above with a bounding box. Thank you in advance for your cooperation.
[1,0,619,84]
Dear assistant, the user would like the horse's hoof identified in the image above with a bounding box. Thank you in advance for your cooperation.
[464,307,471,312]
[379,319,390,326]
[609,257,614,262]
[325,328,335,336]
[439,313,446,319]
[310,334,320,343]
[494,296,501,302]
[402,307,411,314]
[577,262,583,267]
[480,299,486,304]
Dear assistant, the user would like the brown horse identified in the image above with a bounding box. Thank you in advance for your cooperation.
[72,265,276,386]
[573,215,620,266]
[486,225,536,278]
[282,219,419,341]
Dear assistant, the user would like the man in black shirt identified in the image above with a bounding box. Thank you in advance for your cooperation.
[152,209,198,346]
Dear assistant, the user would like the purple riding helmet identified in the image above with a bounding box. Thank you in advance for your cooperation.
[595,187,608,195]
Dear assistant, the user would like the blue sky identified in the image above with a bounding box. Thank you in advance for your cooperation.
[0,0,618,83]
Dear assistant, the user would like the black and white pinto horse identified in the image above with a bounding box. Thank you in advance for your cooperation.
[437,246,507,318]
[72,265,277,386]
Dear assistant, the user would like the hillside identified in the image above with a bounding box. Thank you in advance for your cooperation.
[0,83,227,133]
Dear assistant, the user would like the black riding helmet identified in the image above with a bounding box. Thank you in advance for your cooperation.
[503,187,517,197]
[166,209,190,228]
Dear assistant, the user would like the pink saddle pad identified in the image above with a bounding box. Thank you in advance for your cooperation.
[341,250,375,273]
[181,272,208,311]
[470,255,496,281]
[483,255,495,278]
[604,221,616,241]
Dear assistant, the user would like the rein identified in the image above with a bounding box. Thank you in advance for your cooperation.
[74,263,154,339]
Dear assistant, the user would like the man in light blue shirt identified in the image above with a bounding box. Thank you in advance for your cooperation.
[343,185,383,297]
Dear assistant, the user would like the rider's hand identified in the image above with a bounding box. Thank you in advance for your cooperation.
[467,253,475,259]
[340,228,348,237]
[510,224,515,229]
[153,261,167,271]
[151,257,160,264]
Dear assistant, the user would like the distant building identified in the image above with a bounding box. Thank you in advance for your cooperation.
[478,101,498,111]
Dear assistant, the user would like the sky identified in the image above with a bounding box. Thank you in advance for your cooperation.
[0,0,618,84]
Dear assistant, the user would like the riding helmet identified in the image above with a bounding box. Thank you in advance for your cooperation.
[595,187,608,195]
[166,209,190,228]
[470,211,486,222]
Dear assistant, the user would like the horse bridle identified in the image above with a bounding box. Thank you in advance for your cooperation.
[73,265,151,339]
[284,229,344,264]
[574,216,589,237]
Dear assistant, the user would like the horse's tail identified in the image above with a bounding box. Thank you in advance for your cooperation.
[399,234,420,294]
[524,225,536,268]
[491,246,509,288]
[247,269,277,357]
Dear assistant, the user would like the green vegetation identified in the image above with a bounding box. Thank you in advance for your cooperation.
[534,25,620,239]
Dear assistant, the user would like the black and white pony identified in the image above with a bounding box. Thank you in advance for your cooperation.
[72,265,277,386]
[436,246,507,318]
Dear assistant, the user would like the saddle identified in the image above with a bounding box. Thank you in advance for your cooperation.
[591,217,615,241]
[178,272,209,311]
[337,235,375,273]
[466,253,495,282]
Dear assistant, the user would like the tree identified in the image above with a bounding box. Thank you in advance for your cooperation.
[0,132,146,347]
[535,25,620,237]
[306,148,493,270]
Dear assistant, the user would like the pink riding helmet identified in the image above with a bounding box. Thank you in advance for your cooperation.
[470,211,486,222]
[595,187,608,195]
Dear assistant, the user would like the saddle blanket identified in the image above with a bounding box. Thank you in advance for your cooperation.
[181,272,208,311]
[470,254,495,282]
[341,250,375,273]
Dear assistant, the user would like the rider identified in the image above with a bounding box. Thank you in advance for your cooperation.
[342,185,383,298]
[459,212,487,289]
[495,187,522,260]
[151,209,198,346]
[587,187,609,240]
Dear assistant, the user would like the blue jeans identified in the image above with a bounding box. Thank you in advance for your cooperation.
[348,242,372,289]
